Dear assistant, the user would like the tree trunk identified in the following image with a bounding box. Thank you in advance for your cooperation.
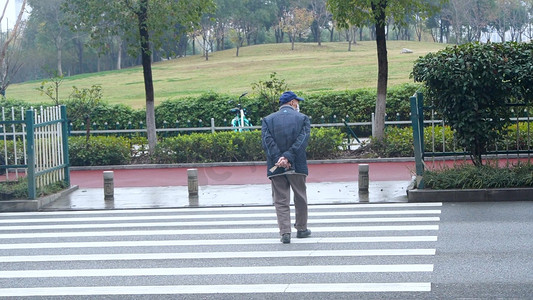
[76,38,83,74]
[116,36,122,70]
[137,0,157,153]
[56,35,63,77]
[372,1,388,141]
[275,28,284,43]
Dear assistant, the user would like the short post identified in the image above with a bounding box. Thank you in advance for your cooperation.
[211,118,216,133]
[187,169,198,196]
[358,164,369,192]
[103,171,114,201]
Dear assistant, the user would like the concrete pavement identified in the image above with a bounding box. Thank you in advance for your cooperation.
[44,181,410,210]
[41,161,415,211]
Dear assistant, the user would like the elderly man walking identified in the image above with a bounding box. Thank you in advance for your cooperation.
[261,91,312,244]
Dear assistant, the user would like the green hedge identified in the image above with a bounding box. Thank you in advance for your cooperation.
[424,163,533,189]
[369,125,455,157]
[2,83,421,131]
[369,122,532,158]
[69,136,132,166]
[67,128,343,166]
[154,128,344,164]
[0,140,25,167]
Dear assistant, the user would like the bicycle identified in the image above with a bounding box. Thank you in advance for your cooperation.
[229,92,253,132]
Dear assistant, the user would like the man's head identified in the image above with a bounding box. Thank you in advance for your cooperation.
[279,91,304,110]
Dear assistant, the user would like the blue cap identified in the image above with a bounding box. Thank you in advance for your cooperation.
[279,91,304,105]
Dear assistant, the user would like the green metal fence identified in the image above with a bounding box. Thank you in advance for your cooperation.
[1,105,70,199]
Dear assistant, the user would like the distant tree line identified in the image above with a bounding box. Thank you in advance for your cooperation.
[2,0,533,87]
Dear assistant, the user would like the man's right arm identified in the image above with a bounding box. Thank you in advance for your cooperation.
[261,118,282,162]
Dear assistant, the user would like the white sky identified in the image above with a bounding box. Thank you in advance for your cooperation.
[1,0,26,32]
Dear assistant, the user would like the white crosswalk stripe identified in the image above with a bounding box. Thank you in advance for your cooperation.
[0,202,441,297]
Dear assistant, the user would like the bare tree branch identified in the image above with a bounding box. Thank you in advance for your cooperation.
[0,0,27,92]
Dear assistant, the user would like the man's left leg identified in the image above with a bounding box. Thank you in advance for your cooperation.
[287,174,309,237]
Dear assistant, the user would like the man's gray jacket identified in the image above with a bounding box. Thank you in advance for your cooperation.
[261,105,311,177]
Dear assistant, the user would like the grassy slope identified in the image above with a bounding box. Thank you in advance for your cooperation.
[8,41,447,108]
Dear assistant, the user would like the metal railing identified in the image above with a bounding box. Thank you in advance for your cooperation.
[410,92,533,189]
[1,106,70,199]
[66,115,412,137]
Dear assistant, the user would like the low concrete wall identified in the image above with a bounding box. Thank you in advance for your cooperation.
[0,185,79,212]
[407,187,533,202]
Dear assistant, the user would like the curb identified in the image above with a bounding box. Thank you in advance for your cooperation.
[69,158,416,171]
[0,185,79,212]
[407,187,533,202]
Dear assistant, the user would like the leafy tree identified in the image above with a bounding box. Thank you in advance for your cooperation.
[507,0,528,42]
[28,0,74,77]
[327,0,445,140]
[67,85,103,143]
[302,0,330,45]
[227,0,249,56]
[227,0,278,55]
[243,0,279,45]
[273,0,292,43]
[252,72,288,113]
[426,1,452,43]
[524,0,533,41]
[343,25,358,50]
[213,0,234,51]
[488,0,528,42]
[281,7,314,50]
[198,13,216,61]
[466,0,495,43]
[36,71,64,105]
[62,0,215,153]
[412,42,533,166]
[228,28,245,57]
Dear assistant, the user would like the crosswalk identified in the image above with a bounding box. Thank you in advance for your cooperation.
[0,203,441,298]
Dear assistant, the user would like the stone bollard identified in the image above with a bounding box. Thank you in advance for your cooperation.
[103,171,114,201]
[358,164,369,192]
[187,169,199,196]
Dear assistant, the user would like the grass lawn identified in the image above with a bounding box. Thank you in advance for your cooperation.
[6,41,448,109]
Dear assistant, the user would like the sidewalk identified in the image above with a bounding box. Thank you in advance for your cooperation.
[42,161,415,211]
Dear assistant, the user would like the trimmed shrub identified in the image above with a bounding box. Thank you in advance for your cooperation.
[413,42,533,165]
[0,140,25,167]
[370,125,455,157]
[307,127,345,159]
[154,128,344,164]
[69,136,131,166]
[0,178,68,200]
[498,122,533,151]
[0,178,28,200]
[424,162,533,189]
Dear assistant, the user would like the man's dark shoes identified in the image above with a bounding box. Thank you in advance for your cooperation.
[281,233,291,244]
[296,229,311,238]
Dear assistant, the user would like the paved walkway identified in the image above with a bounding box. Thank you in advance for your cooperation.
[43,161,415,210]
[70,161,415,188]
